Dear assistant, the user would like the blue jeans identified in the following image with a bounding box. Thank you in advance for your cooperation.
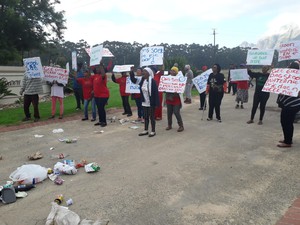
[84,98,96,119]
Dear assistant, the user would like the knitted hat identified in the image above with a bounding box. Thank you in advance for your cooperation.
[171,66,179,74]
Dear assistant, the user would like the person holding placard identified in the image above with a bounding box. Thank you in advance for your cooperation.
[91,63,110,127]
[130,67,159,137]
[75,69,96,122]
[234,64,249,109]
[276,61,300,148]
[184,65,194,104]
[246,65,271,125]
[47,79,65,119]
[131,68,144,122]
[228,64,237,95]
[19,72,43,122]
[199,65,208,110]
[112,72,132,117]
[165,66,184,132]
[206,64,226,122]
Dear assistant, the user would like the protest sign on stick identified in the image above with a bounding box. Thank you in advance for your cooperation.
[43,66,69,85]
[262,68,300,97]
[85,47,114,57]
[113,65,134,73]
[246,50,274,65]
[278,41,300,61]
[140,46,164,67]
[71,51,77,70]
[230,69,249,81]
[90,45,103,66]
[23,57,44,78]
[158,72,187,93]
[192,69,212,94]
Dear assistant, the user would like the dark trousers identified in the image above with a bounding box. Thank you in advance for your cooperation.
[250,92,270,121]
[23,94,40,119]
[121,96,132,114]
[94,97,108,124]
[280,107,300,144]
[228,83,237,94]
[134,97,143,118]
[167,104,183,127]
[208,92,224,120]
[143,106,155,132]
[74,88,83,108]
[199,92,206,108]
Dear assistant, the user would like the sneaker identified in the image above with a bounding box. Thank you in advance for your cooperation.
[199,107,203,110]
[247,120,254,124]
[22,117,31,122]
[217,119,222,123]
[82,118,88,121]
[241,105,244,109]
[207,118,212,121]
[100,123,107,127]
[91,118,96,122]
[139,130,148,136]
[94,122,101,126]
[258,120,263,125]
[177,126,184,132]
[235,105,239,109]
[148,132,156,137]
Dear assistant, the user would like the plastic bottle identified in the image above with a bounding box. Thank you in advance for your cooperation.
[14,184,36,192]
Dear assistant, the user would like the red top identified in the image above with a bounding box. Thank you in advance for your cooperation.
[166,95,181,105]
[115,76,130,96]
[91,74,109,98]
[132,93,141,98]
[77,77,93,100]
[154,71,163,86]
[237,80,248,90]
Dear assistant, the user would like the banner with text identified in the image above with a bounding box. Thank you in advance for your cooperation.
[158,72,187,93]
[71,51,77,70]
[85,47,114,57]
[125,77,140,94]
[278,41,300,61]
[23,57,44,78]
[113,65,134,73]
[90,45,103,66]
[230,69,249,81]
[192,69,212,94]
[43,66,69,85]
[246,49,274,65]
[140,46,164,67]
[262,68,300,97]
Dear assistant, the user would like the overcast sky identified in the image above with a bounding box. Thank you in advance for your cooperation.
[56,0,300,48]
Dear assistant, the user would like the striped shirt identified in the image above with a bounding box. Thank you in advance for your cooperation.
[20,73,43,95]
[277,94,300,108]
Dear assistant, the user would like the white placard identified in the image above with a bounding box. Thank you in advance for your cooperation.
[71,51,77,70]
[113,65,134,73]
[43,66,69,85]
[23,57,44,78]
[85,47,114,57]
[246,49,274,65]
[140,46,164,67]
[90,45,103,66]
[192,69,212,94]
[262,68,300,97]
[278,41,300,62]
[158,72,187,93]
[125,77,140,94]
[230,69,249,81]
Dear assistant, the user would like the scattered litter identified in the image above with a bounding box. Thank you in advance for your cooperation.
[75,160,87,169]
[129,125,139,130]
[48,173,58,181]
[84,162,100,173]
[51,153,69,159]
[63,159,76,167]
[9,164,48,185]
[108,116,116,123]
[54,194,64,205]
[50,147,55,151]
[45,202,109,225]
[94,130,104,134]
[52,128,64,133]
[66,198,73,206]
[54,162,77,175]
[15,191,28,198]
[119,118,129,124]
[54,176,64,185]
[34,134,44,138]
[59,138,77,143]
[28,151,43,160]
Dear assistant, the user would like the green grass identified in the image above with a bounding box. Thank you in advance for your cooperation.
[0,82,200,126]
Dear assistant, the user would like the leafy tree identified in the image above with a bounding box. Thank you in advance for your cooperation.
[0,0,66,65]
[0,77,17,99]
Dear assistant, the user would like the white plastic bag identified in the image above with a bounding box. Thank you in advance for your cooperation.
[45,202,80,225]
[54,162,77,175]
[9,164,48,184]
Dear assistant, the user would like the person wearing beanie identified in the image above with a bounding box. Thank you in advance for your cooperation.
[165,66,184,132]
[206,63,226,122]
[130,66,159,137]
[276,61,300,148]
[184,64,194,104]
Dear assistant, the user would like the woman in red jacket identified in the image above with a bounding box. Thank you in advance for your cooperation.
[112,72,132,117]
[91,63,109,127]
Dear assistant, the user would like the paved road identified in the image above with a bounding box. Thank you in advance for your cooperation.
[0,88,300,225]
